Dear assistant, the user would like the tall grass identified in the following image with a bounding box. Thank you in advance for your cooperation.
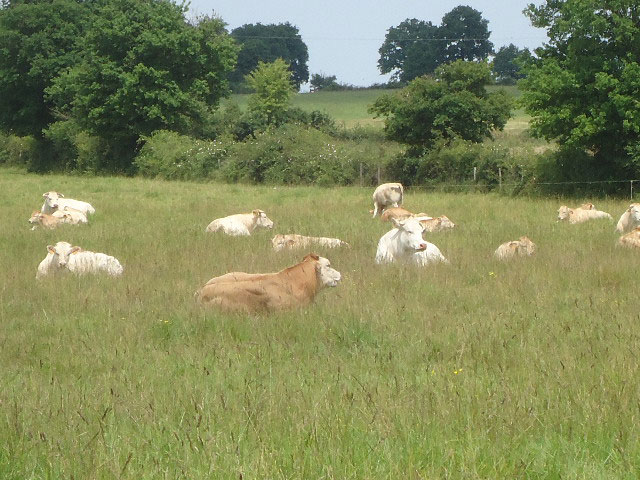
[1,170,639,478]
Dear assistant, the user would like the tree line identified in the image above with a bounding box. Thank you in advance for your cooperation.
[2,0,640,187]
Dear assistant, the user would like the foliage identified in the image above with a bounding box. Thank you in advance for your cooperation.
[220,124,362,185]
[520,1,640,179]
[0,0,90,137]
[230,22,309,90]
[378,7,493,82]
[492,44,530,84]
[134,130,229,180]
[245,59,295,128]
[370,60,512,148]
[0,133,38,167]
[45,1,238,172]
[310,73,340,91]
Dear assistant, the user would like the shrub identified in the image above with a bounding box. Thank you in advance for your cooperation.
[220,124,362,185]
[0,133,39,168]
[134,130,230,180]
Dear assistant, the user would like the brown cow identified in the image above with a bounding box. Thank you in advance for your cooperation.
[196,254,342,313]
[379,207,430,222]
[618,226,640,248]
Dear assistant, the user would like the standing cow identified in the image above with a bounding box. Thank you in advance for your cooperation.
[372,183,404,217]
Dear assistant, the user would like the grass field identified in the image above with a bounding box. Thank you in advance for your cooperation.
[2,169,640,478]
[230,86,530,131]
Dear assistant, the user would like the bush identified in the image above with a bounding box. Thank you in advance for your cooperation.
[134,130,230,180]
[0,133,39,168]
[386,139,536,194]
[220,124,363,185]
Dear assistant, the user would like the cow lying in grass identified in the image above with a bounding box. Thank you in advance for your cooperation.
[616,203,640,233]
[375,217,449,266]
[41,191,95,216]
[557,204,612,224]
[271,234,350,252]
[205,209,274,236]
[196,254,341,313]
[494,236,536,260]
[36,241,123,279]
[29,208,88,230]
[618,226,640,248]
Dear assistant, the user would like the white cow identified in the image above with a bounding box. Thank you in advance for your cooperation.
[271,234,350,251]
[41,191,95,216]
[375,217,448,266]
[494,236,536,260]
[205,210,274,236]
[557,204,612,224]
[36,241,123,279]
[372,183,404,217]
[616,203,640,233]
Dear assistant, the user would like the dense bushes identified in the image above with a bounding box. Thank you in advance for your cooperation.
[135,131,230,181]
[386,139,537,193]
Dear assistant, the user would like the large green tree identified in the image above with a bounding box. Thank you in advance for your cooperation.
[378,7,493,82]
[492,44,530,84]
[230,22,308,90]
[46,0,237,171]
[246,58,295,128]
[520,1,640,177]
[0,0,90,136]
[370,60,511,147]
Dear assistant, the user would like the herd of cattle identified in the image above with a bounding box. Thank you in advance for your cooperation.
[30,184,640,313]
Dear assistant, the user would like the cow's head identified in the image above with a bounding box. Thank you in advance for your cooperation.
[271,234,288,251]
[42,191,64,210]
[557,206,571,221]
[438,215,456,230]
[518,236,536,255]
[28,211,42,224]
[253,209,274,229]
[47,241,81,269]
[580,202,595,210]
[305,254,341,288]
[391,217,427,252]
[628,204,640,223]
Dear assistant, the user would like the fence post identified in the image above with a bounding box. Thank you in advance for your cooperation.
[359,162,363,187]
[377,166,381,185]
[631,180,634,200]
[498,168,502,191]
[473,166,477,182]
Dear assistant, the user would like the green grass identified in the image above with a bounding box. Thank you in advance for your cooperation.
[2,169,639,478]
[230,86,526,131]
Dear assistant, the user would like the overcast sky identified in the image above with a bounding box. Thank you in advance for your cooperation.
[187,1,549,88]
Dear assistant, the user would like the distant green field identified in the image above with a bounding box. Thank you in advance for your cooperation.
[1,169,639,478]
[230,86,528,131]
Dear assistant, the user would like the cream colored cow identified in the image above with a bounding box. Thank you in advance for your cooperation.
[494,236,536,260]
[372,183,404,217]
[618,226,640,248]
[616,203,640,233]
[557,204,612,224]
[205,210,274,236]
[271,234,349,252]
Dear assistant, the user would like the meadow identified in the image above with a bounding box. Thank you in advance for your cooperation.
[1,169,640,478]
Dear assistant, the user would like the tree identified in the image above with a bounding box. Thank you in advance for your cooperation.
[377,19,441,83]
[520,1,640,178]
[246,58,294,128]
[438,6,493,64]
[378,7,493,82]
[230,23,308,90]
[370,60,511,148]
[46,0,237,171]
[492,44,530,84]
[310,73,339,91]
[0,0,90,136]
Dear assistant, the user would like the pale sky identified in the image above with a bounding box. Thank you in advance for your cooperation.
[187,1,549,88]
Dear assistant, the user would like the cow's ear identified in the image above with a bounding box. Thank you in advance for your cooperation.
[58,193,64,198]
[42,193,48,198]
[391,217,401,229]
[70,246,81,254]
[252,209,260,216]
[47,245,55,254]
